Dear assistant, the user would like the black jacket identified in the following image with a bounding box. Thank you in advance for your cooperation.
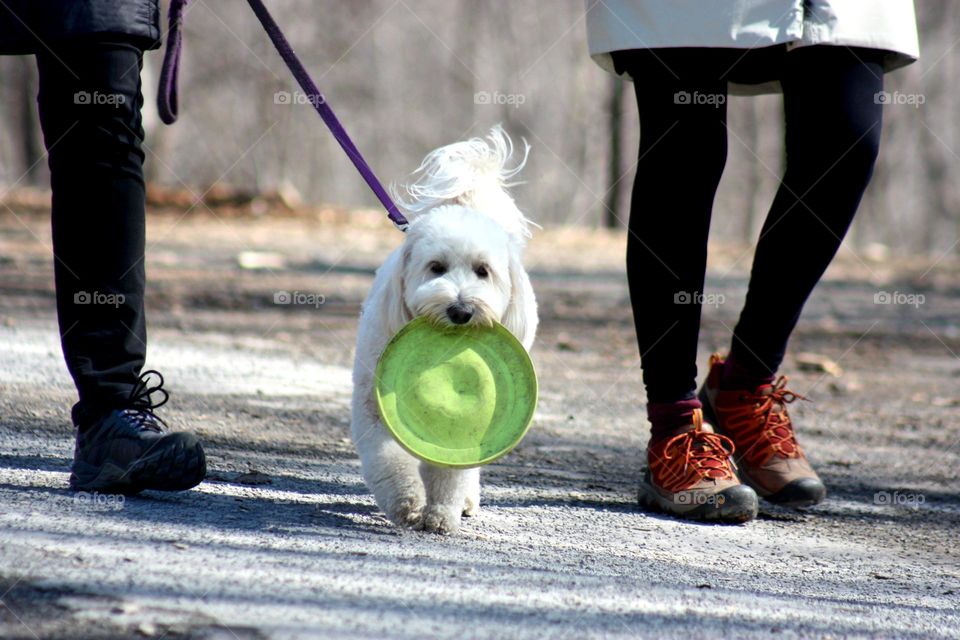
[0,0,161,54]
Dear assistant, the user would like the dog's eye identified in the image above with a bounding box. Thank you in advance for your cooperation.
[429,262,447,275]
[474,264,489,279]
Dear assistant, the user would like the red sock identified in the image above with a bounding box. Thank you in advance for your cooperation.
[647,398,702,442]
[721,352,775,391]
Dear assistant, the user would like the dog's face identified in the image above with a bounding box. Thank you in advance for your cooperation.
[401,206,514,328]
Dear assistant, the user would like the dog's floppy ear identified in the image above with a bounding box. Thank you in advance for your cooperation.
[378,243,413,335]
[502,247,538,351]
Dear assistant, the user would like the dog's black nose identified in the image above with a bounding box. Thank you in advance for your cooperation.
[446,303,473,325]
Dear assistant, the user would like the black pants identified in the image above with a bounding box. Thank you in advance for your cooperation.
[618,46,884,403]
[36,40,148,418]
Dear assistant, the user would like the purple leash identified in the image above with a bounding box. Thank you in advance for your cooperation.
[157,0,410,232]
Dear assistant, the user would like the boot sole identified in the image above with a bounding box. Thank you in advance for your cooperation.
[763,478,827,508]
[638,481,758,524]
[698,387,827,508]
[70,433,206,495]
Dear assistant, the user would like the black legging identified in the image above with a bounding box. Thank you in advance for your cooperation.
[36,40,149,419]
[617,45,884,403]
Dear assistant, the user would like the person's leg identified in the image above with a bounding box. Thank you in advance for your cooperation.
[617,49,757,523]
[36,40,148,422]
[728,46,884,379]
[618,49,728,426]
[700,46,884,506]
[36,39,205,493]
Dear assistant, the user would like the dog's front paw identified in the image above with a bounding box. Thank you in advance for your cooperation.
[416,505,462,535]
[463,493,480,517]
[385,496,425,528]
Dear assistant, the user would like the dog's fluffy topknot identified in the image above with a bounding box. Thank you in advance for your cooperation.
[391,124,535,242]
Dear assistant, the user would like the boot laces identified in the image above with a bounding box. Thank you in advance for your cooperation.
[121,370,170,433]
[738,376,806,460]
[657,412,737,491]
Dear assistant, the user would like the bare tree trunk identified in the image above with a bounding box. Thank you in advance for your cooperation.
[17,57,43,185]
[741,97,762,241]
[603,77,624,229]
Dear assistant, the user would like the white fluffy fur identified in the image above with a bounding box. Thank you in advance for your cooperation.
[351,126,538,534]
[391,124,537,243]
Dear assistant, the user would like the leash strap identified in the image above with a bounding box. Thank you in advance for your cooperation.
[157,0,186,126]
[157,0,410,232]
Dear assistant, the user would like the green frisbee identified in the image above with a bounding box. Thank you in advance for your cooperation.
[375,317,538,468]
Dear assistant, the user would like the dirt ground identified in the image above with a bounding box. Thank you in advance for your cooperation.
[1,208,959,639]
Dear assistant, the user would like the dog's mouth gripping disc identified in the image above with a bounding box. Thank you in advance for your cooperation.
[375,317,538,468]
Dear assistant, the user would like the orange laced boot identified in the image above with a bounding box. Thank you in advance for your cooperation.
[698,353,826,507]
[640,408,758,523]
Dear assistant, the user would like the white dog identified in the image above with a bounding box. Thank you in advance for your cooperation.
[350,126,538,534]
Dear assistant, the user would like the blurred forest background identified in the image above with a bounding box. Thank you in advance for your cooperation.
[0,0,956,254]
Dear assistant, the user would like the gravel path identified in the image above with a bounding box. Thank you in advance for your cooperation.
[1,213,958,639]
